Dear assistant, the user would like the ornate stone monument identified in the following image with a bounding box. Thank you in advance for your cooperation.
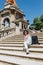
[6,0,16,5]
[0,0,29,34]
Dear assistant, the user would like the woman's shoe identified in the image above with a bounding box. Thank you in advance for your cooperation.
[26,50,29,54]
[26,51,29,54]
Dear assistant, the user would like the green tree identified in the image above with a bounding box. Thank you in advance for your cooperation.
[40,15,43,22]
[33,17,39,24]
[35,21,41,30]
[31,14,43,30]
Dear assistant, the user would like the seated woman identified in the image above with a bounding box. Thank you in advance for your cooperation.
[23,30,32,54]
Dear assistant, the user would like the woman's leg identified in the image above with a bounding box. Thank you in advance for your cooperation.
[24,42,29,54]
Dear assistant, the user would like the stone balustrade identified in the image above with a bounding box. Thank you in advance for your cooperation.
[0,27,16,38]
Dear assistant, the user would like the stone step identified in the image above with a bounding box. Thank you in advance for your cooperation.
[2,38,43,41]
[0,44,43,48]
[0,44,23,47]
[39,41,43,44]
[2,36,43,39]
[0,41,43,45]
[38,36,43,38]
[0,46,23,51]
[0,50,43,61]
[0,61,17,65]
[38,37,43,39]
[1,37,43,42]
[37,34,43,35]
[38,39,43,41]
[31,44,43,48]
[0,54,43,65]
[0,36,23,39]
[29,48,43,53]
[0,62,13,65]
[0,48,42,54]
[2,38,23,40]
[0,47,43,53]
[1,38,43,41]
[0,34,43,65]
[1,34,43,42]
[0,42,23,44]
[1,40,24,42]
[0,44,23,45]
[1,40,43,43]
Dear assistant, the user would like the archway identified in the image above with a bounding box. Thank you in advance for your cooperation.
[3,18,10,27]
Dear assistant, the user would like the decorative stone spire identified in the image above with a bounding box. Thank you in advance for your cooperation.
[6,0,16,5]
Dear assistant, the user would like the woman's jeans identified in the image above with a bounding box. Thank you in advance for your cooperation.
[24,42,31,52]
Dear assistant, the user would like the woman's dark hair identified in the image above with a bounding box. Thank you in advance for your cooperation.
[23,30,29,35]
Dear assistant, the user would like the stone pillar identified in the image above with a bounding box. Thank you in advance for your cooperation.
[0,14,2,28]
[10,14,16,28]
[19,22,22,29]
[1,18,5,29]
[0,18,1,28]
[10,23,16,28]
[22,23,25,30]
[23,24,25,29]
[27,25,30,29]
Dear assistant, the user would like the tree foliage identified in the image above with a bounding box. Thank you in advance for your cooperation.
[33,17,39,24]
[31,14,43,30]
[40,15,43,22]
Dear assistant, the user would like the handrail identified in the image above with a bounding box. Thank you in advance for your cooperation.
[0,27,15,33]
[0,27,16,38]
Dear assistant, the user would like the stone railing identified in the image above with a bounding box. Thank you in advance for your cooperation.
[0,27,16,38]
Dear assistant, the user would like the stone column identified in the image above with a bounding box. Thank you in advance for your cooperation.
[23,24,25,29]
[0,18,1,28]
[1,18,5,29]
[22,23,24,30]
[0,14,2,28]
[27,25,30,29]
[10,14,16,28]
[10,22,16,28]
[19,22,22,29]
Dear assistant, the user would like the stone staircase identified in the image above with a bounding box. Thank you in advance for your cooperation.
[0,33,43,65]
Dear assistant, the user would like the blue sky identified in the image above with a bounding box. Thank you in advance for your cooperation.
[0,0,43,24]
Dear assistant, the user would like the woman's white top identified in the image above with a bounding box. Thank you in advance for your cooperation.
[24,34,32,45]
